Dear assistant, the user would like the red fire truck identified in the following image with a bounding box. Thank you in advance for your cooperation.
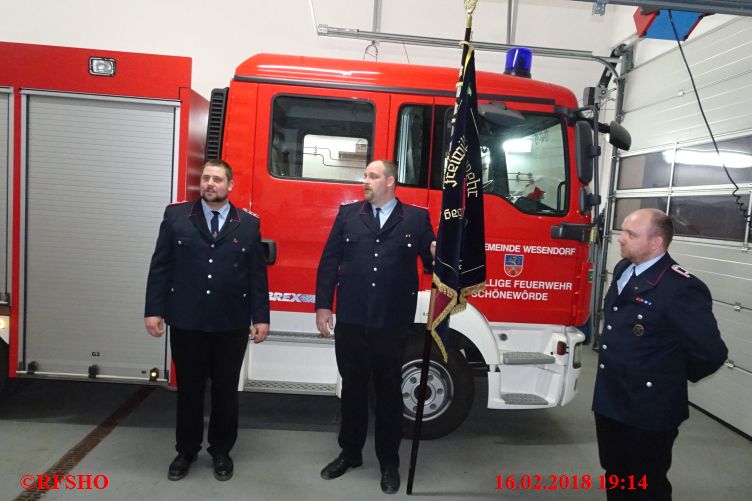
[1,44,623,438]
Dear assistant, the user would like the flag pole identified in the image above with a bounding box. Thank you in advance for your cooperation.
[406,1,477,495]
[405,289,436,495]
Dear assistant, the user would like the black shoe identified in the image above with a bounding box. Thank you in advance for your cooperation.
[212,453,234,481]
[320,456,363,480]
[380,465,400,494]
[168,453,196,481]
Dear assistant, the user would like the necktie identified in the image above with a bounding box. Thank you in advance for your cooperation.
[374,207,381,228]
[617,265,636,294]
[210,211,220,239]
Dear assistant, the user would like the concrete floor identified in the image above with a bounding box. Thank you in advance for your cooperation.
[1,348,750,500]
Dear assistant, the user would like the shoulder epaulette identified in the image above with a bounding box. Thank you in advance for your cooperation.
[242,207,260,219]
[671,264,692,278]
[341,199,360,205]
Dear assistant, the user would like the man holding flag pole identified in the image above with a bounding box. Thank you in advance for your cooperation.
[406,0,486,494]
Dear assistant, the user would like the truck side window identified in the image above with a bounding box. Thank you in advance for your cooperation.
[270,96,374,181]
[431,106,568,216]
[394,105,431,187]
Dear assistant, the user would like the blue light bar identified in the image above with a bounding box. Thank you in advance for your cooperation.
[504,47,532,78]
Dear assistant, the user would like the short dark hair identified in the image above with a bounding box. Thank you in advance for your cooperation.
[380,160,398,180]
[203,159,233,183]
[650,209,674,247]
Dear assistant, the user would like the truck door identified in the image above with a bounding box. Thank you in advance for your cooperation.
[252,85,390,319]
[424,97,584,326]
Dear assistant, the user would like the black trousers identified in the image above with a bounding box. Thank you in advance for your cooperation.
[334,322,407,469]
[170,327,249,457]
[595,413,679,501]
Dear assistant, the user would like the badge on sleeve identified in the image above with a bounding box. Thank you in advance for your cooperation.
[633,324,645,336]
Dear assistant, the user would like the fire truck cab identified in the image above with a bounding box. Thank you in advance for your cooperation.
[207,53,610,438]
[1,45,621,438]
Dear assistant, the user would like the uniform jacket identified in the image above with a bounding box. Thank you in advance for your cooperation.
[315,199,435,329]
[145,200,270,332]
[592,253,727,432]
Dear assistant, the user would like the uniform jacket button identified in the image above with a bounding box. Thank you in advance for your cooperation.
[602,344,607,350]
[206,290,211,295]
[646,381,653,388]
[599,363,605,369]
[612,306,618,311]
[606,325,612,330]
[637,314,643,319]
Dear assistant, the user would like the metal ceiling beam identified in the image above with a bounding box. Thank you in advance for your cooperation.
[316,25,621,73]
[569,0,752,17]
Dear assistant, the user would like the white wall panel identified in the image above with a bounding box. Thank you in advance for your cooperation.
[623,17,752,151]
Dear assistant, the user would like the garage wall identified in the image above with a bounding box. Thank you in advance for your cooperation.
[608,17,752,436]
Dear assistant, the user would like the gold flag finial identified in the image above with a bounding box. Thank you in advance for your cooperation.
[465,0,478,15]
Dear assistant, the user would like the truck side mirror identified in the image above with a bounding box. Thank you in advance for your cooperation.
[575,121,597,184]
[606,121,631,151]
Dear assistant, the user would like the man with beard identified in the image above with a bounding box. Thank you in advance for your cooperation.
[593,208,727,500]
[145,159,269,482]
[315,160,435,494]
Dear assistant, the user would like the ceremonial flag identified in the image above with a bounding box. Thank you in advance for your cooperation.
[429,44,486,362]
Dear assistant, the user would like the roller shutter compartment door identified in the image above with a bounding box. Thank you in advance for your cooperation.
[24,94,175,379]
[1,90,9,298]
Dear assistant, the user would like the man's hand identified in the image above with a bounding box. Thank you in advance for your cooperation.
[316,308,334,337]
[431,240,436,258]
[250,323,270,344]
[145,316,165,337]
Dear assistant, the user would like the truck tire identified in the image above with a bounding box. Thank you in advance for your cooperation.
[400,336,474,439]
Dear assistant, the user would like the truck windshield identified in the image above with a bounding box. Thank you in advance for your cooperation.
[397,104,569,216]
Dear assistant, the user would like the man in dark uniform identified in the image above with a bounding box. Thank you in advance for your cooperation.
[593,208,727,500]
[315,160,435,494]
[145,159,270,482]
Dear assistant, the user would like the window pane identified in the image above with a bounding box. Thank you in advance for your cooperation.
[612,197,668,230]
[617,151,672,189]
[672,136,752,187]
[271,96,374,181]
[670,195,746,241]
[302,135,368,181]
[394,105,430,187]
[432,106,568,215]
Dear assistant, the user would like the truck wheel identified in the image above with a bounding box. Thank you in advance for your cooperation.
[400,337,474,439]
